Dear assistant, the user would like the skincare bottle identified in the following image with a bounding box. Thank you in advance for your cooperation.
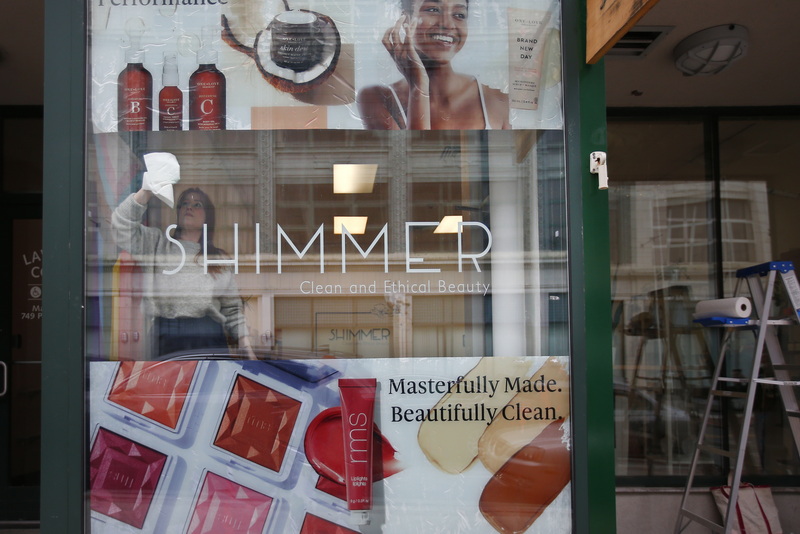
[117,39,153,131]
[158,53,183,131]
[189,27,226,130]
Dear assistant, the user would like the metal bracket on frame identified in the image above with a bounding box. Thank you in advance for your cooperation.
[590,151,609,190]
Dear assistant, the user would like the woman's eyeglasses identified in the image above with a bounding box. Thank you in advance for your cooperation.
[178,201,205,210]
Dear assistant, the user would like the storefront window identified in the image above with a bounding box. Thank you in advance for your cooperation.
[84,1,573,533]
[719,117,800,478]
[608,119,718,478]
[610,114,800,482]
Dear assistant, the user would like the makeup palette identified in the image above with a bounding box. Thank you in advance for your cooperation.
[300,513,360,534]
[185,471,273,534]
[106,360,200,434]
[89,359,361,534]
[213,374,303,475]
[89,428,167,529]
[91,356,566,533]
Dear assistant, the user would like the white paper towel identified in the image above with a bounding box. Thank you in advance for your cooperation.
[694,297,752,319]
[142,152,181,208]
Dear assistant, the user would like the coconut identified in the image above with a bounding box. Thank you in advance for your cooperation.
[221,10,341,94]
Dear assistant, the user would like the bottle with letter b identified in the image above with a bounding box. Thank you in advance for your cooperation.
[117,37,153,131]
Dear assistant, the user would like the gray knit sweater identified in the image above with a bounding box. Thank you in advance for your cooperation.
[111,194,248,344]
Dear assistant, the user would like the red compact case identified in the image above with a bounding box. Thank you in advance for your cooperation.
[213,374,304,475]
[300,513,360,534]
[90,360,325,531]
[185,471,274,534]
[89,427,168,529]
[107,360,199,431]
[193,366,314,486]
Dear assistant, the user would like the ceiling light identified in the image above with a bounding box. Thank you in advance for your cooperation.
[434,216,463,234]
[333,216,368,234]
[333,164,378,194]
[673,24,748,76]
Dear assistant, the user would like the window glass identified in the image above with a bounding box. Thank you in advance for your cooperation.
[719,118,800,477]
[608,119,719,477]
[84,0,572,532]
[611,115,800,483]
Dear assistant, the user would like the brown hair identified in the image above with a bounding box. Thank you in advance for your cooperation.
[175,187,227,273]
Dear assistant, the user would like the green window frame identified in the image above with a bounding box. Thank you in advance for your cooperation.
[41,1,613,533]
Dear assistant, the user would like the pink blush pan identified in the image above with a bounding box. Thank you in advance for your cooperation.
[186,472,273,534]
[300,513,359,534]
[89,428,167,529]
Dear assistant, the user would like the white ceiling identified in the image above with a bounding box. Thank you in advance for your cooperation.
[1,0,798,108]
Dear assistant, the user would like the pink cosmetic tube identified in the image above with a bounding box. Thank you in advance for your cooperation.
[338,378,377,526]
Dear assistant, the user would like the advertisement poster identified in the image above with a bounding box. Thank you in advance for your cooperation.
[86,0,571,531]
[89,356,571,533]
[85,128,575,530]
[89,0,563,132]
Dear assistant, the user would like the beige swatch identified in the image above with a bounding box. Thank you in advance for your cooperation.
[478,357,569,474]
[417,357,533,474]
[251,105,327,130]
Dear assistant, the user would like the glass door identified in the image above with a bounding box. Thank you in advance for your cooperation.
[0,218,42,524]
[0,108,43,525]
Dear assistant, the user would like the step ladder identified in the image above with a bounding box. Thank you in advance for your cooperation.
[674,261,800,534]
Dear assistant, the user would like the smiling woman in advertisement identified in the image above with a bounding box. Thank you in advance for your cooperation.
[357,0,510,130]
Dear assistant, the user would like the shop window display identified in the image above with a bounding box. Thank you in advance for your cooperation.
[85,0,571,532]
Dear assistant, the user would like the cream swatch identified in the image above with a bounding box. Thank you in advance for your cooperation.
[478,357,570,474]
[417,357,533,474]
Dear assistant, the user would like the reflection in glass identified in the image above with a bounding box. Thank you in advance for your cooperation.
[611,116,800,480]
[85,129,568,362]
[720,118,800,477]
[609,119,719,477]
